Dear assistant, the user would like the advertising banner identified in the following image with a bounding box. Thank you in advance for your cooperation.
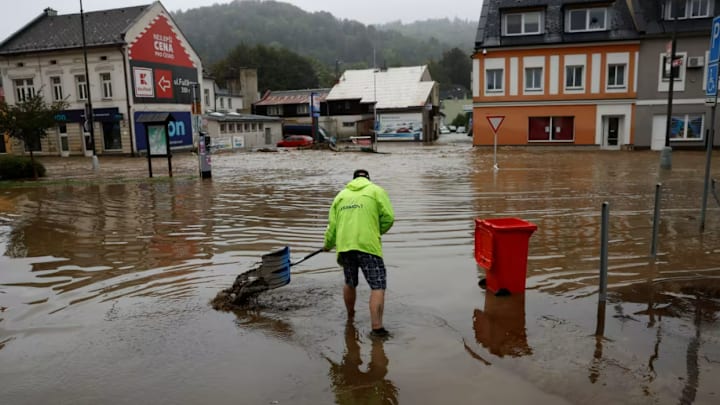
[129,14,198,104]
[377,113,423,141]
[134,111,193,151]
[148,125,168,156]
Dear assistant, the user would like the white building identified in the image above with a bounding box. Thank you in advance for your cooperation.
[0,2,203,156]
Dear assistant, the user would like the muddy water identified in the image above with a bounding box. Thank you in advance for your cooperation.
[1,136,719,404]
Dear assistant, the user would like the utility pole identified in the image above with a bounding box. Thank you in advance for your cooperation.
[80,0,99,170]
[661,0,679,170]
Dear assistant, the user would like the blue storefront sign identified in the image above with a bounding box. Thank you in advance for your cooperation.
[134,111,193,151]
[55,108,122,123]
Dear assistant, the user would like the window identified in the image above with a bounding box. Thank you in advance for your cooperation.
[607,64,626,88]
[664,0,711,19]
[343,122,355,128]
[244,123,249,131]
[503,11,543,35]
[661,55,683,80]
[14,78,36,102]
[228,98,232,110]
[485,69,504,92]
[50,76,63,101]
[525,67,543,91]
[529,116,575,141]
[58,124,69,153]
[565,65,584,89]
[267,106,283,116]
[102,121,122,150]
[76,75,88,100]
[567,8,607,32]
[204,89,210,106]
[670,114,703,140]
[298,104,309,115]
[220,123,226,133]
[220,98,224,109]
[100,73,112,99]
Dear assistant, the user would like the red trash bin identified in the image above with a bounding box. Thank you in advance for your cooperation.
[475,217,537,294]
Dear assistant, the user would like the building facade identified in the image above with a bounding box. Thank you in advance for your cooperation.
[0,2,204,157]
[472,0,640,149]
[633,0,720,150]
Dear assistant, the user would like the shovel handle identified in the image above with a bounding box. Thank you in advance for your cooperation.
[291,248,324,267]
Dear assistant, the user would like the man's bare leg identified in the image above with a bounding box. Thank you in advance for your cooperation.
[343,284,356,319]
[369,289,385,330]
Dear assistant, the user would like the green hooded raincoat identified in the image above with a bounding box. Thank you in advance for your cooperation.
[324,177,394,257]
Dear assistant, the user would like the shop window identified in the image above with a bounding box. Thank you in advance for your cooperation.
[102,121,122,150]
[528,116,574,141]
[670,114,703,140]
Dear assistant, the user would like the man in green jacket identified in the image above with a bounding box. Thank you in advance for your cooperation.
[324,169,395,337]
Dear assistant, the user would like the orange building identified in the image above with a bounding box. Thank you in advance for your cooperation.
[472,1,639,150]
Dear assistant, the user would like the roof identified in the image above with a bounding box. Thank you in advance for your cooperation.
[628,0,717,36]
[136,112,175,123]
[0,4,150,55]
[205,112,281,122]
[254,89,330,106]
[326,66,435,109]
[475,0,640,50]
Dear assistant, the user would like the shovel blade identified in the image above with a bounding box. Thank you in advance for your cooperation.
[257,246,291,289]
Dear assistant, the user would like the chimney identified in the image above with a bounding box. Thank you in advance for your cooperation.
[44,8,58,17]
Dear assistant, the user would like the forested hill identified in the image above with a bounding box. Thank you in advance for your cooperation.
[172,0,477,68]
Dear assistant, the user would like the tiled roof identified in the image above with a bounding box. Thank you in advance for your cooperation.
[0,5,150,55]
[255,89,330,106]
[476,0,639,50]
[326,66,434,109]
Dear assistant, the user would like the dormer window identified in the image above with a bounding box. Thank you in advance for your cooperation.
[566,8,608,32]
[503,11,543,36]
[663,0,712,20]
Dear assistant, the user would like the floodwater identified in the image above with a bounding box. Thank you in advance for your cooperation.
[1,134,719,404]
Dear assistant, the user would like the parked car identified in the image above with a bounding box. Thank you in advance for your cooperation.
[448,125,457,132]
[440,126,450,134]
[277,135,314,148]
[456,126,466,133]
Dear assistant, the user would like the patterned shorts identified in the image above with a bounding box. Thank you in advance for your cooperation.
[339,250,387,290]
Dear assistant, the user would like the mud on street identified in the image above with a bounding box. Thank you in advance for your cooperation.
[1,137,719,404]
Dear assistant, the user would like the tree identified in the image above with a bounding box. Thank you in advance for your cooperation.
[0,93,66,179]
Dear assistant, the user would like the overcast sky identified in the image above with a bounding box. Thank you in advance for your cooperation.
[0,0,482,41]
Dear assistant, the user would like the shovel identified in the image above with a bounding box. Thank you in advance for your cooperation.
[227,246,324,303]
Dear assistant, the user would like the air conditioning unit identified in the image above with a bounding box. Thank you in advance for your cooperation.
[688,56,705,68]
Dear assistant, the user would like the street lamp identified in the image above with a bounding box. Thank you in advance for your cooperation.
[661,0,679,170]
[80,0,98,170]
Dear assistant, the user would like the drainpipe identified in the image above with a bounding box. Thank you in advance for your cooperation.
[120,45,136,157]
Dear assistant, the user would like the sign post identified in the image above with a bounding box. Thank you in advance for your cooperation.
[486,116,505,171]
[700,15,720,231]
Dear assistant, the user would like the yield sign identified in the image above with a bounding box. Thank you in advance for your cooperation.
[487,115,505,133]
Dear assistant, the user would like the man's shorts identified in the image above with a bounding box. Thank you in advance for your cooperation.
[338,250,387,290]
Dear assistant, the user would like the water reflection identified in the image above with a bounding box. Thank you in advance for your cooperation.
[472,293,531,358]
[327,322,398,405]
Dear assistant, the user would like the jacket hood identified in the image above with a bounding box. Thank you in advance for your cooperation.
[346,177,371,191]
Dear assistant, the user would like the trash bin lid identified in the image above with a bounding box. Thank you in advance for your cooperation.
[480,217,537,232]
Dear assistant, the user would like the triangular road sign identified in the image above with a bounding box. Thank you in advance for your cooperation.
[487,116,505,132]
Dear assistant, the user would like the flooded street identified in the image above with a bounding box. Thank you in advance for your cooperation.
[1,135,719,404]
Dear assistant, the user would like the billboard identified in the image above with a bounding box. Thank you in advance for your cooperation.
[129,15,199,104]
[377,113,423,141]
[134,111,193,151]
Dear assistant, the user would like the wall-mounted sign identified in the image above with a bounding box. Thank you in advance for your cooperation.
[129,14,198,104]
[134,111,193,151]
